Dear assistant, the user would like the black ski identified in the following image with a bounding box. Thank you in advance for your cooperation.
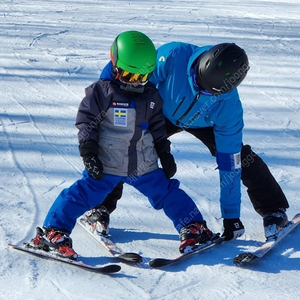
[149,234,224,268]
[233,213,300,266]
[9,243,121,274]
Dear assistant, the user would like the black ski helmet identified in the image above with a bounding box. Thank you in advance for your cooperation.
[196,43,249,94]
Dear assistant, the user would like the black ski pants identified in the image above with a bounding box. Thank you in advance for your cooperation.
[98,119,289,217]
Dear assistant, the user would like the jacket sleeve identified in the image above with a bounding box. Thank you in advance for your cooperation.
[147,88,168,144]
[218,169,242,219]
[210,90,244,219]
[75,81,108,143]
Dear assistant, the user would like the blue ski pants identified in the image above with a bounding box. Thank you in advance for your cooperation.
[43,169,203,233]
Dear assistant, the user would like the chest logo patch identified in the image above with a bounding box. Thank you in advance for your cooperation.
[114,108,127,127]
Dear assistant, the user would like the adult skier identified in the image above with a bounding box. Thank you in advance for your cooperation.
[91,41,289,243]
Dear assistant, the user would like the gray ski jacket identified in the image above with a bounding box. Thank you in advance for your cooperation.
[75,79,168,177]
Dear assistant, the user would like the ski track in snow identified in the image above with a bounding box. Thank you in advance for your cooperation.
[1,1,300,300]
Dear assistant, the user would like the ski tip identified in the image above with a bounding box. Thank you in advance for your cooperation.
[292,212,300,221]
[233,252,259,266]
[98,264,121,273]
[149,258,171,268]
[118,252,143,263]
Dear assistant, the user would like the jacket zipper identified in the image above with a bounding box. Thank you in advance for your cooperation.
[172,96,185,117]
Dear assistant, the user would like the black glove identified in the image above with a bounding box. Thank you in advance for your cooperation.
[155,139,177,179]
[79,140,104,180]
[222,218,245,241]
[79,140,98,157]
[159,152,177,178]
[83,155,104,180]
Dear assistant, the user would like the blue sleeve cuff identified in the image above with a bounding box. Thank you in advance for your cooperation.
[216,151,241,171]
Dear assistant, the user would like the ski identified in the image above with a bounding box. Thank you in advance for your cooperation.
[149,234,224,268]
[233,213,300,266]
[77,217,143,263]
[8,243,121,274]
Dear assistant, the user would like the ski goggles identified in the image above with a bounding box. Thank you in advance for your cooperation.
[117,68,152,85]
[191,66,213,96]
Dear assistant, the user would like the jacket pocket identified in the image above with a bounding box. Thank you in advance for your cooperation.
[140,131,158,164]
[98,137,128,169]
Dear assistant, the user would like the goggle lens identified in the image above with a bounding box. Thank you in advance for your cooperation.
[119,69,152,85]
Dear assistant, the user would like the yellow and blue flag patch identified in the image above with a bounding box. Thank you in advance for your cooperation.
[114,108,127,127]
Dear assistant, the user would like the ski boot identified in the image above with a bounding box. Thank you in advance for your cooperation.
[85,207,110,236]
[179,221,213,253]
[31,227,78,260]
[263,209,288,240]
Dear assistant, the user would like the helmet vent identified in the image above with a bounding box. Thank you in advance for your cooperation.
[213,49,220,57]
[205,60,211,70]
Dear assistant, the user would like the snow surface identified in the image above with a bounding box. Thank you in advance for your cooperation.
[1,0,300,299]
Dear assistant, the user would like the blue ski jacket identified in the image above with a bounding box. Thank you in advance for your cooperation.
[100,42,244,219]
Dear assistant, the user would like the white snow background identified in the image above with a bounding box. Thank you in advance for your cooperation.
[1,0,300,299]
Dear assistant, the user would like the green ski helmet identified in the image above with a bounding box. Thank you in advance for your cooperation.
[110,31,156,85]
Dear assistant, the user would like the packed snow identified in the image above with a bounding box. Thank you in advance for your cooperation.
[1,0,300,299]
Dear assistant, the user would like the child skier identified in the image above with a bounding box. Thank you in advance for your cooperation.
[30,31,213,259]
